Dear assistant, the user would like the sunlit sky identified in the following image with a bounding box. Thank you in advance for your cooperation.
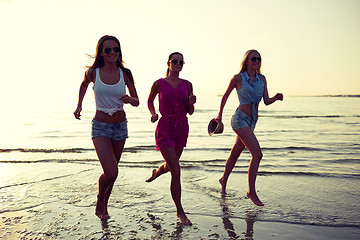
[1,0,359,112]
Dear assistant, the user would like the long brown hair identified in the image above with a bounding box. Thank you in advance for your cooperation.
[166,52,184,77]
[239,49,262,75]
[87,35,134,83]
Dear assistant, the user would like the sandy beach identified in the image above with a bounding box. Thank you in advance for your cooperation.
[1,163,359,239]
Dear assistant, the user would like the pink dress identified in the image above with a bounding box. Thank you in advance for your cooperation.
[155,78,190,150]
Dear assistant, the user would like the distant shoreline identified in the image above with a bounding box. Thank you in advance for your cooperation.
[319,94,360,98]
[216,94,360,98]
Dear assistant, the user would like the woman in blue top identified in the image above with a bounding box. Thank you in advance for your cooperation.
[216,49,283,206]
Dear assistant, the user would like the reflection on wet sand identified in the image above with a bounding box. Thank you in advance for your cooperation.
[101,219,110,238]
[220,196,257,240]
[99,212,186,239]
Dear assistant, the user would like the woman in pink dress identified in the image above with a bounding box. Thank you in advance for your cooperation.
[146,52,196,225]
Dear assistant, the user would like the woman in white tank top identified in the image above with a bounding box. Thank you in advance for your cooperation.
[74,35,139,220]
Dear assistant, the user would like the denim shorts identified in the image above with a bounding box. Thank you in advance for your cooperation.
[231,108,257,131]
[91,119,128,140]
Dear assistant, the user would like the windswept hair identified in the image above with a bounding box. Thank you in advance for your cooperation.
[239,49,262,75]
[87,35,133,83]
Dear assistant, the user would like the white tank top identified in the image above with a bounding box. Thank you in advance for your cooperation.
[93,68,126,116]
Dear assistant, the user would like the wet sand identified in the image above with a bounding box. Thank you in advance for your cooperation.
[1,164,359,239]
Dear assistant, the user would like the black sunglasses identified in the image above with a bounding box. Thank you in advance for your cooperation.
[250,57,261,62]
[170,59,184,65]
[104,47,120,54]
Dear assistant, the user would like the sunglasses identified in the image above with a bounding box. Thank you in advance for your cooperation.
[250,57,261,62]
[104,47,120,54]
[170,59,184,65]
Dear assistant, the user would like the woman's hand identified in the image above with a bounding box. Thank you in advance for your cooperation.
[215,114,222,122]
[151,113,159,123]
[189,93,196,105]
[121,95,139,106]
[275,93,283,101]
[73,106,82,120]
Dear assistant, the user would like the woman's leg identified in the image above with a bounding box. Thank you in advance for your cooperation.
[103,139,126,216]
[146,163,170,182]
[233,127,264,206]
[219,135,245,195]
[160,147,191,225]
[93,137,125,219]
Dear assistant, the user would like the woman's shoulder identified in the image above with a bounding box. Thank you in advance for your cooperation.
[156,78,164,83]
[121,67,131,75]
[180,79,191,89]
[258,74,266,82]
[152,78,162,87]
[232,73,242,83]
[122,67,134,83]
[183,79,192,86]
[234,73,241,79]
[85,68,97,82]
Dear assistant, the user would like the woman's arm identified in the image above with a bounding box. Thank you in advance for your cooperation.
[73,69,94,120]
[187,81,196,115]
[216,75,238,121]
[262,75,283,106]
[147,81,159,123]
[122,69,139,107]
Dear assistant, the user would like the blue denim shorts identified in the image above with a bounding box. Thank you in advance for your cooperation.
[231,108,257,131]
[91,119,128,140]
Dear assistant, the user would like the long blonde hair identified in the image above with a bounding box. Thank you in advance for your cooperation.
[239,49,262,74]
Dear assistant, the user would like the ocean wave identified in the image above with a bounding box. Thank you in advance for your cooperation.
[321,94,360,98]
[0,146,157,154]
[260,114,359,119]
[185,146,329,152]
[0,159,98,164]
[0,148,91,153]
[321,158,360,164]
[0,144,353,155]
[231,170,360,179]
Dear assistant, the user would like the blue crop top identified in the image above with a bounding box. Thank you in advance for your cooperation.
[236,71,264,118]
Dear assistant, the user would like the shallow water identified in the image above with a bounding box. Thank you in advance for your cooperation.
[1,96,360,238]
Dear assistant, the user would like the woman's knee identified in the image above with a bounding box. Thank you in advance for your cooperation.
[104,169,118,182]
[252,151,263,162]
[170,168,181,179]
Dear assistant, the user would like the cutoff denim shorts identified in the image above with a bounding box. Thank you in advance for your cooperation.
[231,108,257,131]
[91,119,128,140]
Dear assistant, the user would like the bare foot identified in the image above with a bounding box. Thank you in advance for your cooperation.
[146,169,157,182]
[103,209,110,220]
[246,191,264,206]
[177,213,192,226]
[95,196,110,220]
[219,178,227,195]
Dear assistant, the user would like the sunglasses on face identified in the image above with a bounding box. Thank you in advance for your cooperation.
[170,59,184,65]
[250,57,261,62]
[104,47,120,54]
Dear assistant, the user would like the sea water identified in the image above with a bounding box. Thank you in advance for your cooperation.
[0,95,359,230]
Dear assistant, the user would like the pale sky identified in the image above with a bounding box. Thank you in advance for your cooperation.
[0,0,359,112]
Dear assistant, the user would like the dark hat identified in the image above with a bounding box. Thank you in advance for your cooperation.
[208,118,224,136]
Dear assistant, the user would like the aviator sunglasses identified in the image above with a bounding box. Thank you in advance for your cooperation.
[250,57,262,62]
[104,47,120,54]
[170,59,184,66]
